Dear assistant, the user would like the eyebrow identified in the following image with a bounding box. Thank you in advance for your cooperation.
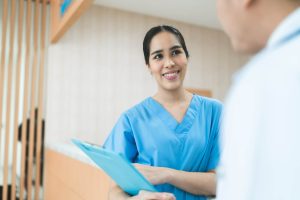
[150,45,182,56]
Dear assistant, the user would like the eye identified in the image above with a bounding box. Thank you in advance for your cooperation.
[153,54,163,60]
[171,49,182,56]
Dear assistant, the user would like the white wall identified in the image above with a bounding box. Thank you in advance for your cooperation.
[46,5,249,145]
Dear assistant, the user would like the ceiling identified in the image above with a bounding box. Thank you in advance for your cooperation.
[93,0,222,30]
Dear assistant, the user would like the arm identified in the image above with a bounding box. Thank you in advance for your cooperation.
[104,114,173,200]
[108,183,176,200]
[168,169,216,196]
[134,164,216,196]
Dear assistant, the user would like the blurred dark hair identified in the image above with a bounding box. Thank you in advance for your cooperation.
[143,25,189,65]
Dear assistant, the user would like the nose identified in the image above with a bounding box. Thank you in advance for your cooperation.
[164,57,175,68]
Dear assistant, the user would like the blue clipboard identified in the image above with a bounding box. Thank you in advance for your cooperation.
[72,139,157,196]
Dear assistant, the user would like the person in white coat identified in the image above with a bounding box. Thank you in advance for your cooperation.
[216,0,300,199]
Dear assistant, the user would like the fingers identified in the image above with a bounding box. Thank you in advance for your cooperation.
[134,190,176,200]
[133,163,146,169]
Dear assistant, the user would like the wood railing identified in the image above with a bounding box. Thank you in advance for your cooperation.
[0,0,48,199]
[1,0,95,199]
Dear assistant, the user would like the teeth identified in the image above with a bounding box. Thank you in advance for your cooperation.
[164,72,176,77]
[163,71,179,76]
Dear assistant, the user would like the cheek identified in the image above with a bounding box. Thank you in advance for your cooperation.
[216,0,223,18]
[217,3,228,28]
[149,62,163,74]
[216,0,234,34]
[176,57,188,69]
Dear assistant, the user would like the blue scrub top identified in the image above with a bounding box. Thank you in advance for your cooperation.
[104,95,222,200]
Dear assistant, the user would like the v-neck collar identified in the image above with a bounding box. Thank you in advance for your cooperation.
[147,95,199,134]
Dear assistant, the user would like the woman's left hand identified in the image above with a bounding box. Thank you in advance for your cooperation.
[133,163,172,185]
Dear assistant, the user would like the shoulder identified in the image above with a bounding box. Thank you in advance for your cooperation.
[241,34,300,81]
[121,97,152,122]
[230,35,300,103]
[193,95,223,113]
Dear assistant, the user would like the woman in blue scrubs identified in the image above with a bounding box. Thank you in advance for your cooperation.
[104,25,222,200]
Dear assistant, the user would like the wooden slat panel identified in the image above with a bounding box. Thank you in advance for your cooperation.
[34,0,47,199]
[2,0,17,199]
[27,0,41,199]
[20,0,33,198]
[11,0,25,199]
[0,1,8,185]
[0,1,49,199]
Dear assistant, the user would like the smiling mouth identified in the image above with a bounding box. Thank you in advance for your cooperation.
[162,70,180,77]
[162,70,180,80]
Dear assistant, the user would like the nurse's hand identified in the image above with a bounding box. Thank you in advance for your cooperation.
[128,190,176,200]
[134,164,172,185]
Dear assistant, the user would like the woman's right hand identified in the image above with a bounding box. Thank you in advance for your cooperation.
[128,190,176,200]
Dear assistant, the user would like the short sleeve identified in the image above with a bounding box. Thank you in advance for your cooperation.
[207,101,223,170]
[103,113,137,162]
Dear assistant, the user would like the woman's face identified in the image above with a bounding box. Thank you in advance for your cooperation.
[148,31,188,92]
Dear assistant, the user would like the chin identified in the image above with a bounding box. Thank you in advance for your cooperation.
[232,38,263,54]
[163,82,182,91]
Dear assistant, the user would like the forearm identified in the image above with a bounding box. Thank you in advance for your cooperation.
[166,169,216,196]
[134,164,216,196]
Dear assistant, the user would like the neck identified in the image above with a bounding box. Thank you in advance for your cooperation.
[153,87,190,105]
[253,1,300,52]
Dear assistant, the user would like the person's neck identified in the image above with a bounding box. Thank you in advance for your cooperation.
[153,88,191,106]
[254,2,300,51]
